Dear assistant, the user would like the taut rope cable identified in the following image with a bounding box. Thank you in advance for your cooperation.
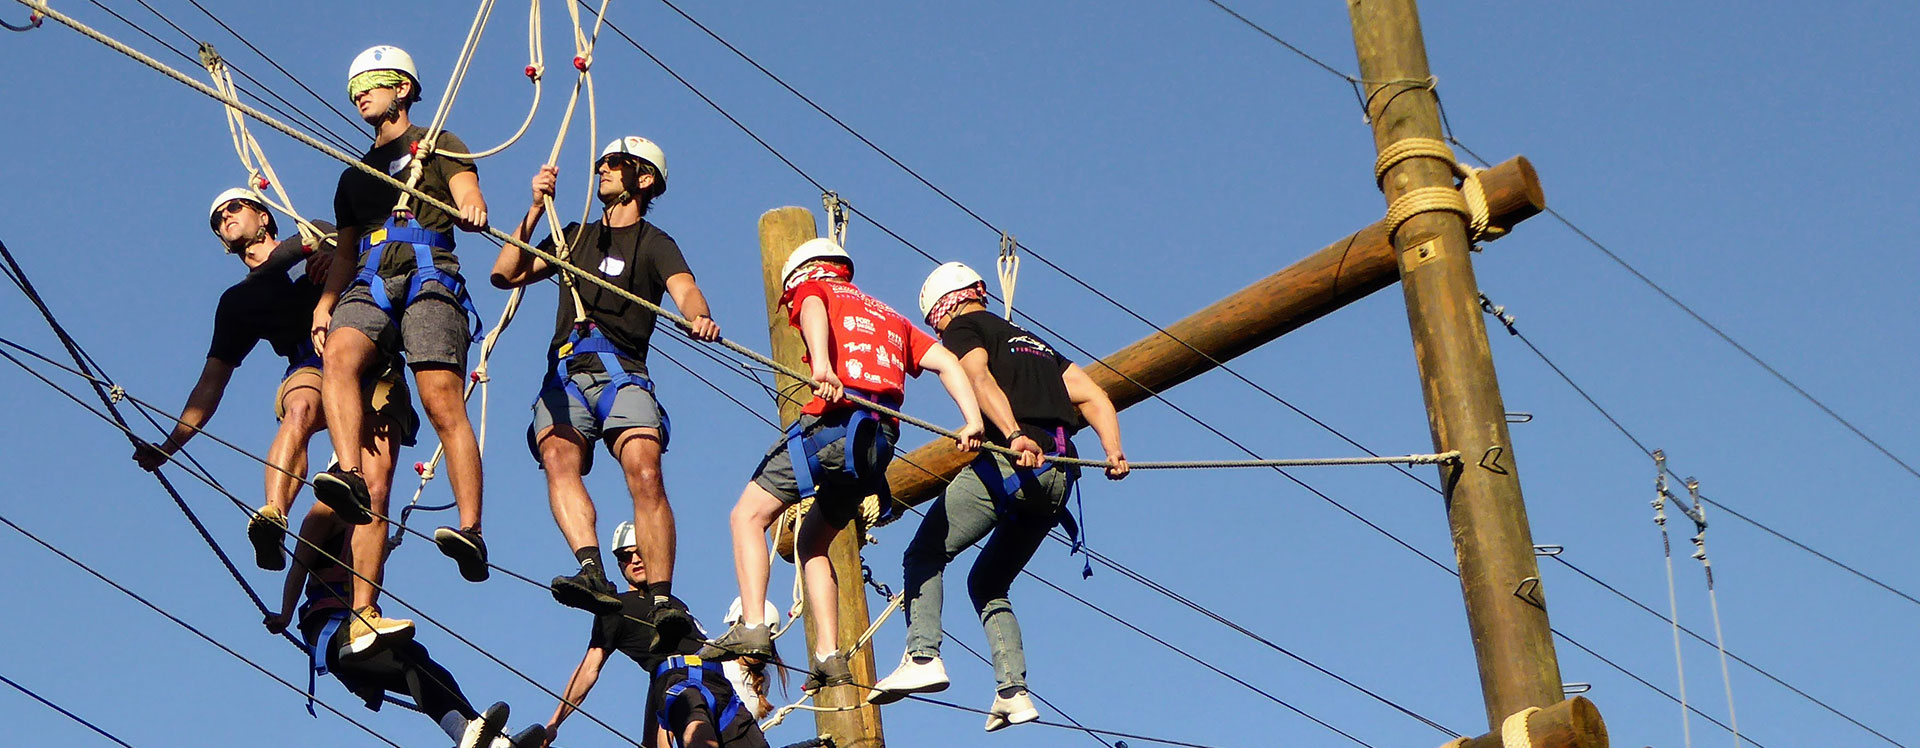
[1683,477,1743,748]
[1653,453,1695,748]
[19,0,1445,476]
[181,0,369,139]
[0,513,411,748]
[0,670,138,748]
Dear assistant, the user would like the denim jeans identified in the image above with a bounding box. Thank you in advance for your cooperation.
[900,451,1073,691]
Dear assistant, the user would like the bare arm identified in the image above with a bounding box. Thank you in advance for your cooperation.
[265,508,332,633]
[957,349,1042,466]
[312,224,362,352]
[134,359,235,470]
[493,166,557,289]
[546,646,609,742]
[664,272,719,341]
[797,296,842,402]
[1062,363,1127,479]
[916,343,984,451]
[447,170,489,233]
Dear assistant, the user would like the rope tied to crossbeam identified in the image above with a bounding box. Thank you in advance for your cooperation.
[1373,136,1503,243]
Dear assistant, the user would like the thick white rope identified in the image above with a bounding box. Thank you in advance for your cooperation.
[205,50,325,249]
[438,0,544,160]
[25,0,1458,475]
[1499,705,1539,748]
[1685,478,1742,748]
[392,0,495,215]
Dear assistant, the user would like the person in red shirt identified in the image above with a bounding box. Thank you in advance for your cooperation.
[703,238,983,693]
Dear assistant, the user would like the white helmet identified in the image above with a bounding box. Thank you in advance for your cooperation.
[597,136,668,194]
[208,187,277,244]
[724,596,781,628]
[348,45,421,100]
[610,521,637,554]
[918,261,986,323]
[779,237,853,287]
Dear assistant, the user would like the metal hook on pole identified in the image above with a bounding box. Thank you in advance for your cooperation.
[821,190,849,248]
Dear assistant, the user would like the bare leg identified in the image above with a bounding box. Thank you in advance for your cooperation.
[796,504,841,656]
[320,331,377,474]
[414,366,483,531]
[351,414,402,612]
[614,429,673,585]
[728,483,786,627]
[679,716,720,748]
[535,425,598,551]
[265,385,323,515]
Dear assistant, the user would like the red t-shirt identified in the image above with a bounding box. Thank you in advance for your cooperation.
[786,279,937,416]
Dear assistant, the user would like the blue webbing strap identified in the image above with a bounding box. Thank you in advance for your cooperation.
[969,426,1091,577]
[785,393,898,501]
[540,324,672,449]
[352,218,481,342]
[307,610,348,717]
[652,656,744,745]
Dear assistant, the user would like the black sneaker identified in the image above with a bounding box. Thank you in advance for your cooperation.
[247,505,289,571]
[697,621,774,661]
[649,598,697,652]
[507,724,548,748]
[803,651,853,694]
[458,702,509,748]
[434,526,490,582]
[312,467,373,525]
[550,565,624,614]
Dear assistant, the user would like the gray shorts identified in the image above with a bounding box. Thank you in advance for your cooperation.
[330,272,472,372]
[751,410,899,519]
[527,368,668,475]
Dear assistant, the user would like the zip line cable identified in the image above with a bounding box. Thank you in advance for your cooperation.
[82,0,359,153]
[1475,292,1920,609]
[180,0,370,140]
[0,670,138,748]
[0,513,412,748]
[1196,0,1361,82]
[612,0,1451,494]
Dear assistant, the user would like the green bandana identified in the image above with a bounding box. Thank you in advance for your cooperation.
[348,70,411,101]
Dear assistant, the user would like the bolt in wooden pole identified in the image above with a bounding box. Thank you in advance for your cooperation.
[757,206,885,748]
[1347,0,1566,727]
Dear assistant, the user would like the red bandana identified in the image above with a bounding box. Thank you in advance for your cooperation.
[780,262,851,304]
[926,283,987,327]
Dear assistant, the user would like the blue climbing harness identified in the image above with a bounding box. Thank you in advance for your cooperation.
[785,392,900,517]
[540,321,671,446]
[653,655,745,743]
[305,609,350,716]
[968,426,1092,578]
[350,216,481,342]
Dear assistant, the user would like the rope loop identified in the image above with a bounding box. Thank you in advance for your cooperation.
[1373,136,1503,242]
[1499,705,1540,748]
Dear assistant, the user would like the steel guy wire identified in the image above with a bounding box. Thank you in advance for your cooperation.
[589,1,1451,493]
[0,670,139,748]
[1475,291,1920,609]
[180,0,371,140]
[0,512,412,748]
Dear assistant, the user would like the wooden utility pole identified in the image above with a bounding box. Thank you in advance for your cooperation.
[1348,0,1567,729]
[757,207,885,748]
[884,156,1542,506]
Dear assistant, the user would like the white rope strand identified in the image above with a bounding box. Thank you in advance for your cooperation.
[1653,452,1693,748]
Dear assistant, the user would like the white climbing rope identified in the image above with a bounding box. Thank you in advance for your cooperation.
[202,45,326,250]
[757,569,905,732]
[29,0,1458,476]
[1683,476,1742,748]
[1499,705,1539,748]
[1652,451,1693,748]
[437,0,546,160]
[996,232,1019,320]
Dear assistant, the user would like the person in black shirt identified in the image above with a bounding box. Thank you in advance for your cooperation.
[266,501,546,748]
[493,137,718,645]
[310,45,494,654]
[134,190,417,581]
[544,522,773,748]
[867,262,1128,731]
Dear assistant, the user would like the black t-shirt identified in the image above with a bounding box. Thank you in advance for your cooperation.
[333,125,475,276]
[207,224,334,368]
[588,591,701,672]
[940,310,1077,451]
[541,220,692,376]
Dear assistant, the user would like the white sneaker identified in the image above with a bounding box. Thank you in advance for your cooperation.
[867,653,950,705]
[984,689,1039,732]
[459,702,509,748]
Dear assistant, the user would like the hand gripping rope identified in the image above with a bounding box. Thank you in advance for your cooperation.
[23,0,1458,475]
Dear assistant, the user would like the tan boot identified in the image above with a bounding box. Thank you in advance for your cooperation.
[246,505,288,571]
[337,606,414,660]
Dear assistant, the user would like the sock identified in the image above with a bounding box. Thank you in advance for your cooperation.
[574,545,604,571]
[439,712,469,741]
[646,581,673,601]
[815,649,837,664]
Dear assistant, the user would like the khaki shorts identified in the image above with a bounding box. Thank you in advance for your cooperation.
[275,365,421,447]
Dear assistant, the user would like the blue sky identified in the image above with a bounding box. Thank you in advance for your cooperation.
[2,1,1916,746]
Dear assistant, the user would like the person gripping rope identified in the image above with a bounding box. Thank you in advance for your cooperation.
[267,500,546,748]
[492,137,718,645]
[867,262,1128,731]
[134,190,418,580]
[543,523,777,748]
[310,45,494,631]
[703,239,984,694]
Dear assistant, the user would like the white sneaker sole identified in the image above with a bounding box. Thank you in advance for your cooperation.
[867,675,950,705]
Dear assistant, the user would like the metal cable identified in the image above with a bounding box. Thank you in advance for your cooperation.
[0,670,138,748]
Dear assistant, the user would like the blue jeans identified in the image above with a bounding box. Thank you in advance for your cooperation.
[900,452,1073,691]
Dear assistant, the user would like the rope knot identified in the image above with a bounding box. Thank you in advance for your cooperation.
[469,370,485,383]
[254,175,271,191]
[572,55,589,72]
[524,64,541,80]
[107,384,126,403]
